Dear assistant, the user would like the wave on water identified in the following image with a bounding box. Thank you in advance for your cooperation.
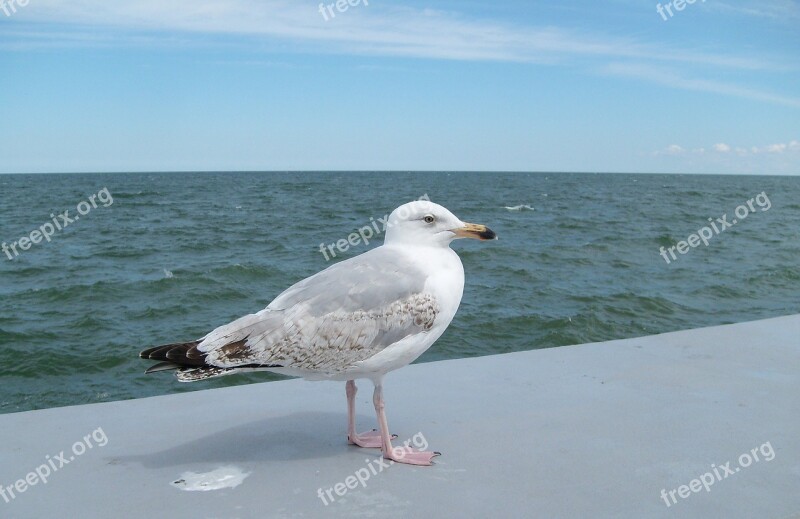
[504,204,534,211]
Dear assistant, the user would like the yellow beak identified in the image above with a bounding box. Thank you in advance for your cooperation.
[452,222,497,241]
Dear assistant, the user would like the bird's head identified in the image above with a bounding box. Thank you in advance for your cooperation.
[384,201,497,246]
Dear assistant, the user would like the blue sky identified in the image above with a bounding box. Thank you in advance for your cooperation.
[0,0,798,174]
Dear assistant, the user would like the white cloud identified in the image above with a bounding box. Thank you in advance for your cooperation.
[0,0,788,73]
[652,138,800,174]
[601,62,800,108]
[1,0,796,116]
[749,141,800,154]
[654,144,685,156]
[658,139,800,156]
[713,0,800,20]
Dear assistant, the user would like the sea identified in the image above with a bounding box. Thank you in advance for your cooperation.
[1,172,798,414]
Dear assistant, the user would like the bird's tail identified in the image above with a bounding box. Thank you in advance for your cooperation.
[139,341,237,382]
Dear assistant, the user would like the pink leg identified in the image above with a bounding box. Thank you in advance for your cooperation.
[347,380,392,448]
[372,382,440,466]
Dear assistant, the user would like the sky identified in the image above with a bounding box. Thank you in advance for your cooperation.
[0,0,798,174]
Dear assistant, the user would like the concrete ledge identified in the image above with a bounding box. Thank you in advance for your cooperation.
[1,315,799,518]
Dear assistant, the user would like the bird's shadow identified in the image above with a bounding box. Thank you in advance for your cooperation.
[116,411,374,469]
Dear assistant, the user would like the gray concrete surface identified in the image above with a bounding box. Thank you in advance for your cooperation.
[1,315,798,519]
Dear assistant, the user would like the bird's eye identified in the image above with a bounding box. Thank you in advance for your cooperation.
[423,215,435,224]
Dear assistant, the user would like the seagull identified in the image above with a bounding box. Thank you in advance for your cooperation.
[140,201,496,466]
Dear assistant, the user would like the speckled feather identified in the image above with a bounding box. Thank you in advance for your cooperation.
[200,294,438,374]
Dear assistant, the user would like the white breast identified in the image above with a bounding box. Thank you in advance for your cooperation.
[345,244,465,381]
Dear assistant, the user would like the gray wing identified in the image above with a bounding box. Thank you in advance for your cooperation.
[196,246,439,374]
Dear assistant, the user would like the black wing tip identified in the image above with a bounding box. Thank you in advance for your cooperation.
[144,361,181,374]
[139,345,159,359]
[139,341,204,363]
